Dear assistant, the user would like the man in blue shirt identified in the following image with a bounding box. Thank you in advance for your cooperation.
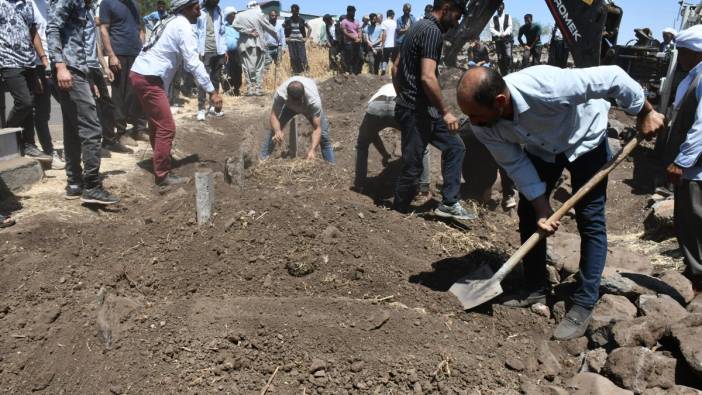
[223,6,242,96]
[143,0,166,31]
[395,3,415,48]
[664,25,702,289]
[363,13,382,75]
[457,65,665,340]
[195,0,227,121]
[99,0,147,143]
[264,9,285,68]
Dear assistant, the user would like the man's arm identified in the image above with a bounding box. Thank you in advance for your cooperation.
[306,114,322,160]
[554,65,664,137]
[669,87,702,184]
[420,57,458,132]
[341,21,356,41]
[270,95,285,143]
[517,26,526,45]
[179,22,222,109]
[46,0,73,90]
[30,25,49,69]
[391,51,401,93]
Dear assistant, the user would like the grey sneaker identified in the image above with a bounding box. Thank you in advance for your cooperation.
[81,187,119,205]
[553,304,592,341]
[434,202,477,220]
[24,145,51,161]
[500,286,548,308]
[64,184,83,200]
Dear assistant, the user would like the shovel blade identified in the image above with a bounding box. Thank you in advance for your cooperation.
[449,264,504,310]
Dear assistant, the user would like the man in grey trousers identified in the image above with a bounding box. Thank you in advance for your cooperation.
[48,0,119,204]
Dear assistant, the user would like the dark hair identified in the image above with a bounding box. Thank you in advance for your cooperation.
[323,14,333,23]
[157,0,165,4]
[473,68,507,107]
[291,4,300,11]
[387,9,394,17]
[525,13,533,19]
[287,81,305,100]
[369,13,377,20]
[433,0,466,10]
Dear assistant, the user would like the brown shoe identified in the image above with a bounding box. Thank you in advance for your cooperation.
[413,191,434,206]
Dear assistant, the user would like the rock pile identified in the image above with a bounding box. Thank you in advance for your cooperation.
[527,232,702,394]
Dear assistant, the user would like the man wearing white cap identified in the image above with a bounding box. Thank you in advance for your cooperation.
[129,0,223,186]
[664,25,702,288]
[661,27,677,52]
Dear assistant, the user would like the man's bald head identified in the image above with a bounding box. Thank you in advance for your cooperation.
[287,81,306,102]
[456,67,511,127]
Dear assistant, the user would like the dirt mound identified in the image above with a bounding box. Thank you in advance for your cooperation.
[319,73,387,114]
[0,71,691,393]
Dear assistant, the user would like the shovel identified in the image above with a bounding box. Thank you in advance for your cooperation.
[449,133,646,310]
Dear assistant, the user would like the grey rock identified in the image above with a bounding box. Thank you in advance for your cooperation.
[649,200,674,230]
[603,347,676,393]
[611,316,668,348]
[599,273,656,301]
[671,313,702,379]
[642,385,702,395]
[583,348,608,374]
[588,294,638,348]
[552,301,566,323]
[637,294,689,322]
[309,358,326,374]
[567,372,633,395]
[537,341,562,379]
[688,293,702,314]
[659,271,695,304]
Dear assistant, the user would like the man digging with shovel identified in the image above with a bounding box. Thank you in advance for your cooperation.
[456,65,665,340]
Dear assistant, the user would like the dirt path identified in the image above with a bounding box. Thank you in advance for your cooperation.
[0,74,690,394]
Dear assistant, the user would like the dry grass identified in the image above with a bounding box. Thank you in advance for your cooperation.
[254,44,335,93]
[430,223,495,256]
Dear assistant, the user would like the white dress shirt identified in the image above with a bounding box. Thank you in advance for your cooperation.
[490,13,512,39]
[472,65,645,200]
[131,14,214,93]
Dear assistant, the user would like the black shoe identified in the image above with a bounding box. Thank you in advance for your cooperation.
[64,184,83,200]
[103,142,134,154]
[552,304,592,340]
[156,173,189,186]
[24,145,51,161]
[499,286,548,308]
[81,186,119,205]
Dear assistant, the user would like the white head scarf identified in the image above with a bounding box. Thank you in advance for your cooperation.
[676,25,702,52]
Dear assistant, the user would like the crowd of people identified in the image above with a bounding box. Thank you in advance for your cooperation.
[1,0,700,345]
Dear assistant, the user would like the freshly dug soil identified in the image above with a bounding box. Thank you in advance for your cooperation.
[0,72,686,394]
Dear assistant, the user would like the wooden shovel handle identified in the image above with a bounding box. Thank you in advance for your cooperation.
[492,133,645,282]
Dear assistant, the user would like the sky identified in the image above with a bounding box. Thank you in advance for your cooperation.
[219,0,683,44]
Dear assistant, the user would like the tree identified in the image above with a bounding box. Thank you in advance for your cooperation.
[139,0,170,16]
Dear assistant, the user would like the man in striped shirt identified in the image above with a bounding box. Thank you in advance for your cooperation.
[392,0,474,220]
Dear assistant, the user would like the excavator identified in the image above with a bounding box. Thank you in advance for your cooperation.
[444,0,623,69]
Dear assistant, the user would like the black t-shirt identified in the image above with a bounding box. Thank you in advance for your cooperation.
[395,16,443,111]
[99,0,143,57]
[518,23,541,46]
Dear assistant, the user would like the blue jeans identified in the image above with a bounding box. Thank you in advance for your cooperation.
[355,104,430,189]
[259,104,335,164]
[517,138,611,309]
[394,105,464,211]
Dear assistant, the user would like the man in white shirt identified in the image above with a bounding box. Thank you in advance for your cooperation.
[457,66,665,340]
[379,9,396,76]
[260,76,335,163]
[490,2,512,75]
[129,0,223,186]
[354,84,431,202]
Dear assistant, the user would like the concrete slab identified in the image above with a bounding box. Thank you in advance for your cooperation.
[0,157,44,197]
